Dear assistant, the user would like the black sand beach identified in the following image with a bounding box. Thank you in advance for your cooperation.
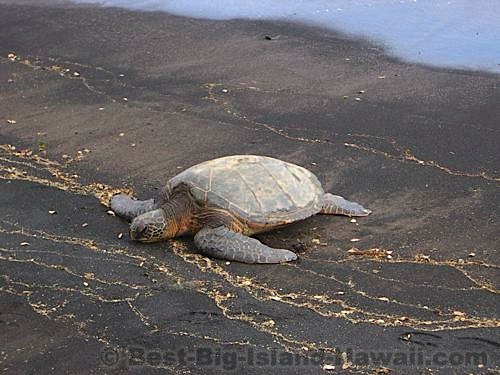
[0,2,499,373]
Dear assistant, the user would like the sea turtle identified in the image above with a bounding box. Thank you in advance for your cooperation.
[110,155,371,264]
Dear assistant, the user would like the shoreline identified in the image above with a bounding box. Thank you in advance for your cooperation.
[9,0,500,75]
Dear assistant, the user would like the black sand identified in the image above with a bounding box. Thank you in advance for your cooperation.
[0,2,499,373]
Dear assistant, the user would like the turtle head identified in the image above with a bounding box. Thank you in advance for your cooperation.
[129,208,175,242]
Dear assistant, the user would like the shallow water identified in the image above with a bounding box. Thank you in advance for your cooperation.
[72,0,500,74]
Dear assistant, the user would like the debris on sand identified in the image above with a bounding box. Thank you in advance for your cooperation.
[415,254,431,262]
[347,247,393,259]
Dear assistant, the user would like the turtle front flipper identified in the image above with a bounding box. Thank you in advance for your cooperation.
[320,193,372,217]
[110,194,155,221]
[194,226,297,264]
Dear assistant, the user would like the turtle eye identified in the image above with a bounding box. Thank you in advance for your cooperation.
[131,221,148,240]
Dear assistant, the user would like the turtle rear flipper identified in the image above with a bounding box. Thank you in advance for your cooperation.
[110,194,155,221]
[194,226,297,264]
[320,193,371,217]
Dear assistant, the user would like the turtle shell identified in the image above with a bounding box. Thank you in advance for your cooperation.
[165,155,324,225]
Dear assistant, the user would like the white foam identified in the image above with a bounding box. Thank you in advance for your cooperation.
[70,0,500,73]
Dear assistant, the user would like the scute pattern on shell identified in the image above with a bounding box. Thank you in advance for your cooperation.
[165,155,324,225]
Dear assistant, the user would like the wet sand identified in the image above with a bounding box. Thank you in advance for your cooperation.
[0,2,499,373]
